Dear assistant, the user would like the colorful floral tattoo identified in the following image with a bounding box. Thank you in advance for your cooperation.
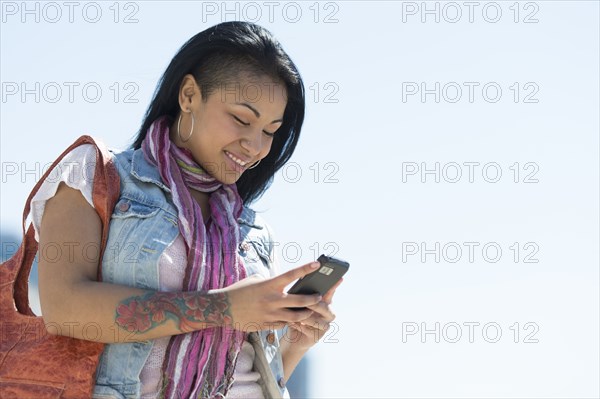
[115,291,232,334]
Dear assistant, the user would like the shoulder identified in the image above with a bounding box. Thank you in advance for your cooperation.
[29,143,103,241]
[107,147,135,171]
[66,142,96,158]
[55,143,98,171]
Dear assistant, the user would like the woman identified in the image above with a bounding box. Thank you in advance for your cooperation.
[33,21,340,398]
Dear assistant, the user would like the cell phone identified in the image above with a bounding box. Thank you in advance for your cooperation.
[287,254,349,297]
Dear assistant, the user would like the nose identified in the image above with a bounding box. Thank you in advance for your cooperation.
[241,130,264,156]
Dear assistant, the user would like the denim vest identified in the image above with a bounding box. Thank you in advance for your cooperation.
[92,147,289,399]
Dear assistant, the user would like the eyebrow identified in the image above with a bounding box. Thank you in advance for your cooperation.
[235,102,283,124]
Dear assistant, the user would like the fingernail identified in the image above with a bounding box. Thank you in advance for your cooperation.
[311,262,319,269]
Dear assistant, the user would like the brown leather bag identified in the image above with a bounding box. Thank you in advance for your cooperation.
[0,135,120,398]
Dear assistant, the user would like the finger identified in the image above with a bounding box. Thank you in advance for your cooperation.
[287,322,306,331]
[286,323,312,338]
[278,308,314,323]
[297,318,331,332]
[322,277,344,304]
[271,261,320,288]
[306,302,335,321]
[287,321,326,336]
[281,293,322,308]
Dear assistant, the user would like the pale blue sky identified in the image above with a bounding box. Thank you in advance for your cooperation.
[1,1,599,397]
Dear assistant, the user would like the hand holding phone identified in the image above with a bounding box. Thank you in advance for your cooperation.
[287,254,349,299]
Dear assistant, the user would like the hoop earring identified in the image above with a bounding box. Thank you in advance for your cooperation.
[247,159,261,169]
[177,111,194,142]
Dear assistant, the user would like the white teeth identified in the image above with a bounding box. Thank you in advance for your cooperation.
[225,151,247,167]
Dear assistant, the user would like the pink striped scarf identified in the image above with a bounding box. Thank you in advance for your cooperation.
[141,116,247,398]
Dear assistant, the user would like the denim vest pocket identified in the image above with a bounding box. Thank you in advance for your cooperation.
[248,239,271,265]
[112,198,160,220]
[239,239,271,280]
[102,198,178,291]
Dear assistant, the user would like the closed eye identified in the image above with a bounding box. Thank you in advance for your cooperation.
[233,115,276,137]
[232,115,249,126]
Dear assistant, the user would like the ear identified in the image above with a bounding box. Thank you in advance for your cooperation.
[178,74,202,112]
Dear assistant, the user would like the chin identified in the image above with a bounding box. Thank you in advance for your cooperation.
[216,173,243,186]
[201,164,241,185]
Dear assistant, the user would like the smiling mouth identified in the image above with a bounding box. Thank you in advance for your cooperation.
[224,150,249,167]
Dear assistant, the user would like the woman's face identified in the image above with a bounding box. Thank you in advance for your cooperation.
[170,73,287,185]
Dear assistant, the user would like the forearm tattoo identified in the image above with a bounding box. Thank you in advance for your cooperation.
[115,291,232,334]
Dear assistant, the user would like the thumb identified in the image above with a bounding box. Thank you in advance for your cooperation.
[271,261,320,288]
